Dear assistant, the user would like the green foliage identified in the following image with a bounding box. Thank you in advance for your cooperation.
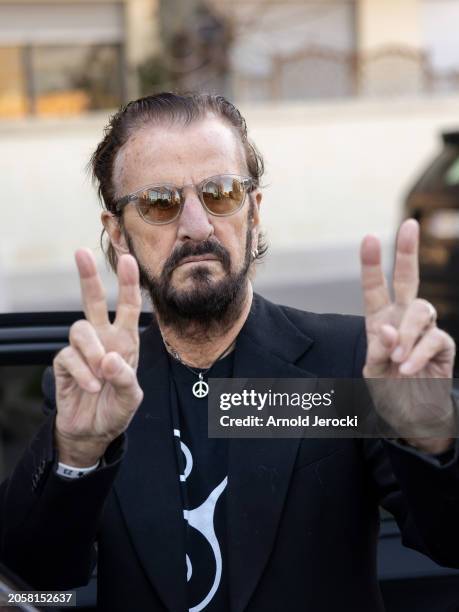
[138,55,174,96]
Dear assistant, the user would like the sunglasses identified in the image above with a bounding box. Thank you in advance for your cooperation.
[113,174,254,225]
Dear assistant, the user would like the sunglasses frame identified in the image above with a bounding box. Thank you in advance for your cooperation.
[113,174,254,226]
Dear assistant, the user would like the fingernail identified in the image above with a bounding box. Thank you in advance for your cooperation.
[399,361,413,375]
[391,346,404,362]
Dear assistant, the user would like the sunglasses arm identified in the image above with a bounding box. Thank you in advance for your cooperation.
[114,194,138,214]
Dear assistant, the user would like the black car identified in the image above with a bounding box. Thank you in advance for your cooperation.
[405,131,459,377]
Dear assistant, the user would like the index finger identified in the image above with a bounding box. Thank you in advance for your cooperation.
[75,248,110,327]
[392,219,419,306]
[360,234,391,316]
[114,254,142,331]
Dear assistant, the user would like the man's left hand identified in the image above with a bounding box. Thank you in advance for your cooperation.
[360,218,456,454]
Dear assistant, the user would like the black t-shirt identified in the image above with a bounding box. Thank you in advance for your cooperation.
[169,351,233,612]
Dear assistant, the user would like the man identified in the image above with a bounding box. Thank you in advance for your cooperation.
[1,92,459,612]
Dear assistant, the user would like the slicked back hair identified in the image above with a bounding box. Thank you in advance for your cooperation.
[89,92,267,271]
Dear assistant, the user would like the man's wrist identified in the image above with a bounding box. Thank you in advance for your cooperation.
[57,445,106,467]
[55,433,108,468]
[401,393,459,455]
[399,437,455,455]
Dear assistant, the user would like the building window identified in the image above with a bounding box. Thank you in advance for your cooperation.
[0,47,28,118]
[0,43,124,118]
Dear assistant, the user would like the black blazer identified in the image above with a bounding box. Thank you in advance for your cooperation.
[1,294,459,612]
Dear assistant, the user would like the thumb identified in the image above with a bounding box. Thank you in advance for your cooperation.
[101,352,143,407]
[365,325,399,374]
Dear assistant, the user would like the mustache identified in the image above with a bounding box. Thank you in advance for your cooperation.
[162,239,231,278]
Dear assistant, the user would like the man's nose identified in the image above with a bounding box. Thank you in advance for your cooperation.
[177,189,214,242]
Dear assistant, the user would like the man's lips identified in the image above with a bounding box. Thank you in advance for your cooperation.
[177,255,220,266]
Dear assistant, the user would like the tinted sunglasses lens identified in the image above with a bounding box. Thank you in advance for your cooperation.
[137,188,181,224]
[202,176,247,215]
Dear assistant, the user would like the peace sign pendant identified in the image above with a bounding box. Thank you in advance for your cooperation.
[192,373,209,398]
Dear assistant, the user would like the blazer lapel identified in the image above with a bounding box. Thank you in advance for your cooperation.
[114,323,187,612]
[227,295,316,612]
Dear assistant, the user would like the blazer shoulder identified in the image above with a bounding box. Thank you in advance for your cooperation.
[276,301,364,343]
[256,296,367,377]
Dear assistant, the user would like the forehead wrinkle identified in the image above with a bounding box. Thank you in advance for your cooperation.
[111,121,164,199]
[112,116,247,198]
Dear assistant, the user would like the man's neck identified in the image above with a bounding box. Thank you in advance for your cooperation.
[159,283,253,369]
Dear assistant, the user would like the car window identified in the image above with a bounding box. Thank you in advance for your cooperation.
[414,147,459,193]
[0,365,47,481]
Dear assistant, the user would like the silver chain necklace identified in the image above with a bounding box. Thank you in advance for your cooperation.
[163,337,236,398]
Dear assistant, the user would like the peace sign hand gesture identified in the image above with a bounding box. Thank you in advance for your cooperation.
[361,219,456,453]
[53,249,144,467]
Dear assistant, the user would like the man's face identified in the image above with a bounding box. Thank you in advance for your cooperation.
[104,115,261,327]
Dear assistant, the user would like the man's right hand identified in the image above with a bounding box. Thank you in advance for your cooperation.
[53,249,144,467]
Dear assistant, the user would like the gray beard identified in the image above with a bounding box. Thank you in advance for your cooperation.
[125,224,253,338]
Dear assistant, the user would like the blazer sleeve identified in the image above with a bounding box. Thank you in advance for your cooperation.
[0,367,126,590]
[362,436,459,567]
[353,327,459,568]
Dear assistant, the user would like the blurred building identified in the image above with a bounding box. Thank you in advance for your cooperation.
[0,0,161,119]
[225,0,459,101]
[2,0,459,117]
[1,0,459,313]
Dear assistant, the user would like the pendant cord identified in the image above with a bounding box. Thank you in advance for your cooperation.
[162,335,236,379]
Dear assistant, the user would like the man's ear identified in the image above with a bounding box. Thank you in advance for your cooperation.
[101,212,129,257]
